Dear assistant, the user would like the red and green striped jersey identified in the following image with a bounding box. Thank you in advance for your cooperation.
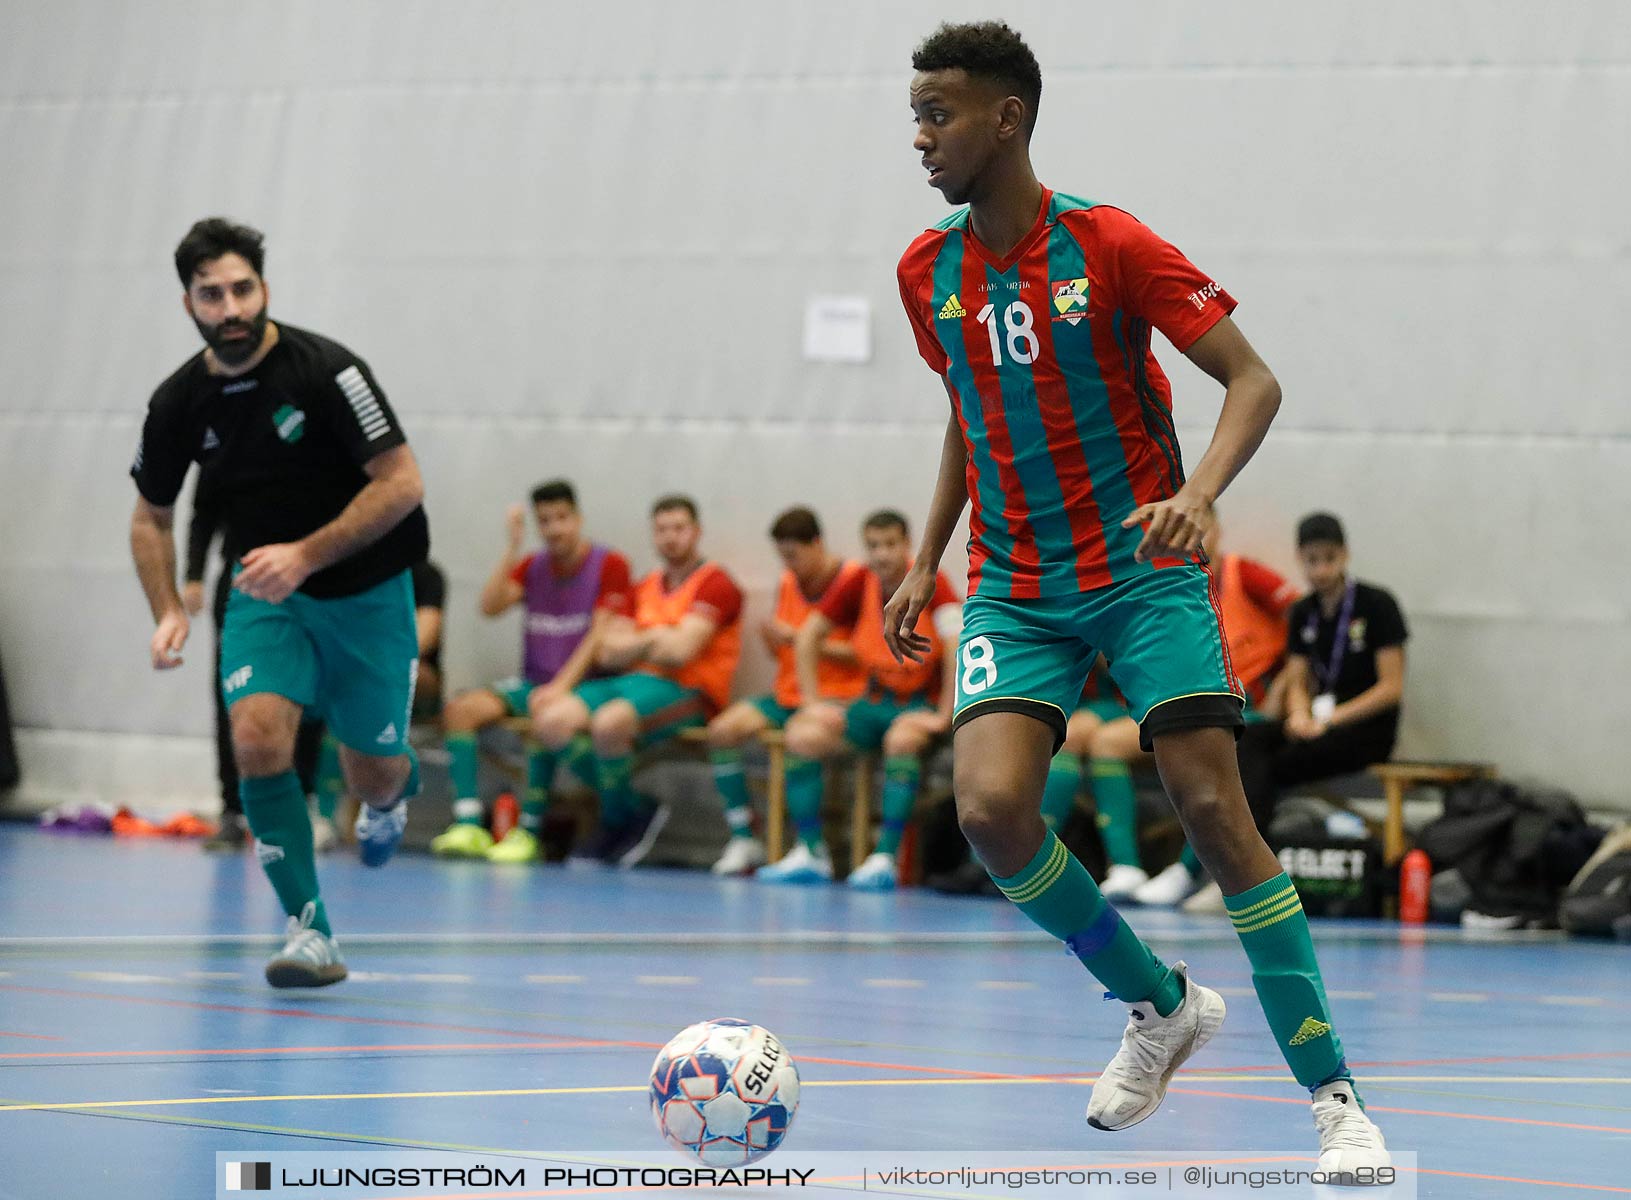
[897,189,1235,599]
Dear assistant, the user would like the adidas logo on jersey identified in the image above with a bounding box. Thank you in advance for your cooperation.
[375,723,398,745]
[202,427,220,452]
[937,293,967,320]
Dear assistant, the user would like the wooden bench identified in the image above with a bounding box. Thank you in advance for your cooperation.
[1368,760,1495,866]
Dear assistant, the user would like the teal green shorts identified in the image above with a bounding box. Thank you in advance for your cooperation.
[220,569,418,756]
[573,673,708,747]
[490,676,536,718]
[745,695,797,730]
[953,565,1243,753]
[844,693,933,752]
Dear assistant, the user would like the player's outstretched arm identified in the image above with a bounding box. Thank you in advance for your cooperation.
[1122,316,1281,563]
[883,412,968,664]
[130,496,188,670]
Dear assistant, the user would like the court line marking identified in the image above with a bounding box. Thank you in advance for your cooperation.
[8,1075,1631,1120]
[0,1032,61,1042]
[1416,1167,1631,1193]
[0,925,1566,948]
[0,1041,621,1062]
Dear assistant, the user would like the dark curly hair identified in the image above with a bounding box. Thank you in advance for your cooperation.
[174,217,266,286]
[912,21,1042,134]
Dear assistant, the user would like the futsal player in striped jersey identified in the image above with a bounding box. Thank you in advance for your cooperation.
[886,22,1388,1176]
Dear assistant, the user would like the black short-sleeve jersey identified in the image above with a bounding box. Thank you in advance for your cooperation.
[1287,579,1408,706]
[131,324,429,598]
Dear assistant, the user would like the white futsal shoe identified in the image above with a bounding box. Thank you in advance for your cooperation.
[712,836,768,876]
[846,851,898,891]
[1131,862,1202,907]
[264,902,347,989]
[1087,962,1225,1130]
[1312,1080,1391,1183]
[756,841,833,884]
[1098,864,1149,901]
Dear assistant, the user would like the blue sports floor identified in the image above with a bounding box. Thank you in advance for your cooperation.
[0,823,1625,1198]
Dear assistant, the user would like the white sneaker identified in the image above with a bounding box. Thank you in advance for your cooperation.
[1131,862,1202,907]
[1099,863,1149,901]
[1180,880,1226,914]
[1087,962,1225,1130]
[757,841,833,884]
[847,851,898,891]
[1312,1079,1391,1180]
[712,837,768,876]
[264,902,347,989]
[309,813,338,854]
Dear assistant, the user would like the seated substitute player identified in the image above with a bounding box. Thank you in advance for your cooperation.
[129,217,428,988]
[1233,512,1408,831]
[708,506,867,876]
[429,481,631,863]
[887,24,1387,1171]
[759,510,961,889]
[532,495,744,867]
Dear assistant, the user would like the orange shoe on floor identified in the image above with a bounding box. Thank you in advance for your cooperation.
[160,813,216,839]
[111,808,165,838]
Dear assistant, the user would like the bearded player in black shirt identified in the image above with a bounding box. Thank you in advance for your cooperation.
[129,218,429,988]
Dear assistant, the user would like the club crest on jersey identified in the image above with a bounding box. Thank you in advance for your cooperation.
[272,405,306,444]
[1050,277,1091,325]
[936,292,967,320]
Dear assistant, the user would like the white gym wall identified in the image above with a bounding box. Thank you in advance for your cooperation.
[1,1,1626,809]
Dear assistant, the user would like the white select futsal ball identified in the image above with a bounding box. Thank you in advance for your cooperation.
[649,1018,800,1165]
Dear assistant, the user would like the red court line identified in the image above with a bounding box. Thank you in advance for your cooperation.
[0,1032,62,1042]
[0,1041,613,1062]
[1167,1085,1631,1135]
[1203,1049,1631,1073]
[1418,1168,1631,1193]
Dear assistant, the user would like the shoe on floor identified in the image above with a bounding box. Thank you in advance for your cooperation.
[486,826,540,864]
[757,841,833,884]
[712,836,768,876]
[1098,863,1149,901]
[432,821,496,858]
[1131,861,1202,907]
[847,851,898,891]
[567,822,622,866]
[264,902,347,989]
[354,800,408,868]
[1312,1079,1391,1182]
[1180,880,1226,914]
[202,814,249,853]
[1087,962,1226,1131]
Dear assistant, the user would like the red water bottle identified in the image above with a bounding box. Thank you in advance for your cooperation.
[1399,848,1431,924]
[491,792,518,840]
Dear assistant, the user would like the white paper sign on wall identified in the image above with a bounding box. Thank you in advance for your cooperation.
[802,295,872,363]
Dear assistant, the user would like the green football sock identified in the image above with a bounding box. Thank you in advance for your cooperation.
[785,755,824,850]
[522,747,557,832]
[240,771,330,936]
[562,734,597,788]
[1179,843,1202,876]
[314,735,343,822]
[1089,758,1141,866]
[1041,753,1083,831]
[989,830,1180,1015]
[1225,872,1353,1093]
[874,756,919,856]
[596,752,638,826]
[445,731,482,824]
[712,748,755,838]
